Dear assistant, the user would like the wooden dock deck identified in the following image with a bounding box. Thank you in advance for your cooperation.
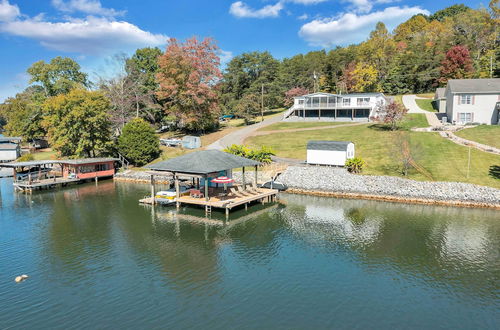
[14,177,81,192]
[140,188,279,217]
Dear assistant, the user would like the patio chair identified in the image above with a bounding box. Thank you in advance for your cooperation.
[229,187,246,198]
[245,184,260,194]
[237,185,256,196]
[252,182,266,192]
[190,189,204,199]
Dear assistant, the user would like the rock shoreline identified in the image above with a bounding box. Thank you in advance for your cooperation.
[278,166,500,209]
[113,166,500,209]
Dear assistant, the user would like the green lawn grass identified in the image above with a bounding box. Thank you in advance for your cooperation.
[32,150,57,160]
[258,121,350,131]
[455,125,500,149]
[246,118,500,188]
[416,93,434,98]
[400,114,429,129]
[415,98,437,112]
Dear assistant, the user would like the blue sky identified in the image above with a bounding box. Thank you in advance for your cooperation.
[0,0,486,101]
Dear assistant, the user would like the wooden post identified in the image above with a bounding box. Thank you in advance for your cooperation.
[175,174,180,199]
[242,167,246,190]
[351,109,354,120]
[245,203,248,211]
[318,108,321,120]
[254,165,258,187]
[150,174,155,205]
[13,168,17,182]
[205,175,209,201]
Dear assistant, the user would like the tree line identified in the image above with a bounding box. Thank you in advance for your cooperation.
[0,2,498,161]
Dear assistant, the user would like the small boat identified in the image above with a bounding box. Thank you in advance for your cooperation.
[155,186,190,202]
[261,180,288,191]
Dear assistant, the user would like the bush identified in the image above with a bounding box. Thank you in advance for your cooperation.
[17,153,34,162]
[345,157,365,173]
[224,144,275,164]
[117,118,160,166]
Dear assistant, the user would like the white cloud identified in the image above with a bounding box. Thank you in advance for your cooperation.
[52,0,125,17]
[1,16,167,54]
[219,50,233,65]
[0,0,167,55]
[0,0,19,22]
[344,0,400,14]
[299,6,429,47]
[289,0,327,4]
[298,13,309,20]
[229,1,284,18]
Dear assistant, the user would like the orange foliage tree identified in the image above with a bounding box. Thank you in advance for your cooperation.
[156,37,222,131]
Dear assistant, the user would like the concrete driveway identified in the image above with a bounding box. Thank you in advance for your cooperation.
[206,114,283,150]
[402,94,442,126]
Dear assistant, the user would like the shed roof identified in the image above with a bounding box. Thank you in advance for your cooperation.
[307,140,353,151]
[0,143,20,150]
[145,150,260,174]
[448,78,500,94]
[435,88,446,99]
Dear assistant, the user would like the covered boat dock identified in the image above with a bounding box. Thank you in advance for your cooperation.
[0,158,118,192]
[143,150,279,218]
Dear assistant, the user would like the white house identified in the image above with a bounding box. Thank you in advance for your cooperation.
[444,78,500,125]
[283,92,388,121]
[307,140,354,166]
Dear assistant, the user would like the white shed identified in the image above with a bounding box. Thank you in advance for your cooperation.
[0,143,21,162]
[307,140,355,166]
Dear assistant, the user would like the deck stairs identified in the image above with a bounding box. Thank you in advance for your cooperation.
[282,105,296,120]
[117,153,130,170]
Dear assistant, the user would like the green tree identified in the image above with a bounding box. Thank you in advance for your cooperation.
[0,86,46,140]
[27,56,89,97]
[117,118,160,166]
[235,93,261,125]
[42,89,112,157]
[429,4,470,21]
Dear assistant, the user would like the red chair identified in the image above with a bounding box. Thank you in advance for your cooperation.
[190,189,204,198]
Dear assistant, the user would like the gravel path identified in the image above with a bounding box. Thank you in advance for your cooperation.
[278,165,500,206]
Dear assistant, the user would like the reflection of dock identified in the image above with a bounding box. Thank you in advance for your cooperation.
[14,177,80,191]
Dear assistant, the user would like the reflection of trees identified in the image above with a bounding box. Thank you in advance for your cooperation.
[280,193,500,300]
[46,181,116,275]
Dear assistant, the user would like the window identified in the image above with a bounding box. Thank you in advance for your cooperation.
[458,112,472,123]
[298,99,304,105]
[460,94,472,105]
[342,98,350,106]
[357,97,370,106]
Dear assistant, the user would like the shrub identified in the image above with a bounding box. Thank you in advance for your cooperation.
[17,153,34,162]
[224,144,275,164]
[117,118,160,166]
[345,157,365,173]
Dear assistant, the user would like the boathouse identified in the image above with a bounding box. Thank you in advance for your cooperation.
[0,158,118,192]
[144,150,279,217]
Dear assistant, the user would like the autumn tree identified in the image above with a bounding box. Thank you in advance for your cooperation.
[351,62,379,92]
[284,87,309,107]
[156,37,222,132]
[379,101,408,130]
[27,57,89,97]
[439,45,474,84]
[42,89,112,157]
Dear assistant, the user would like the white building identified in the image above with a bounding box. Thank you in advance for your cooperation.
[283,92,388,121]
[0,143,21,162]
[434,87,446,113]
[307,140,354,166]
[443,78,500,125]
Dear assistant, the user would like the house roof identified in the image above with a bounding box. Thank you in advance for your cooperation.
[0,137,22,143]
[0,143,20,150]
[448,79,500,94]
[294,92,385,99]
[146,150,260,174]
[0,158,118,168]
[307,140,353,151]
[435,88,446,99]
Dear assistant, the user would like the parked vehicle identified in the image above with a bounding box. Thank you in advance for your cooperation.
[160,138,182,147]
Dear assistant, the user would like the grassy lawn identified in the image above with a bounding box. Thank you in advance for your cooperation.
[246,118,500,188]
[415,98,438,112]
[32,149,58,160]
[455,125,500,149]
[258,121,351,131]
[416,93,434,98]
[399,114,428,129]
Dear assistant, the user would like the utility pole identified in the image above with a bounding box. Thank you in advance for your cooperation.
[261,84,264,122]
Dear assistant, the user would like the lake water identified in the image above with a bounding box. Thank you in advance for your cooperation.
[1,178,499,329]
